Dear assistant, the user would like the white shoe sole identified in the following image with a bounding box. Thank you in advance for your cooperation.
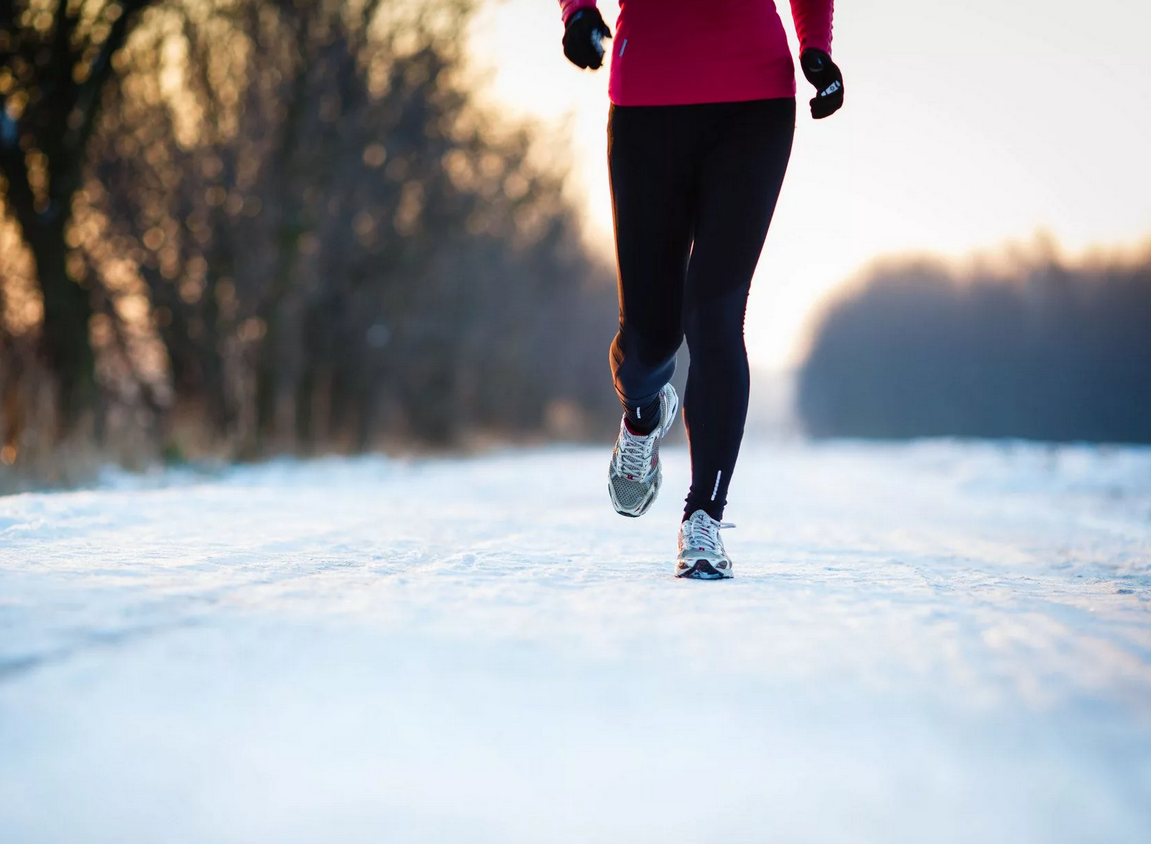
[675,556,734,580]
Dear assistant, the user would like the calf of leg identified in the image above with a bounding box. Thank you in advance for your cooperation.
[683,292,754,519]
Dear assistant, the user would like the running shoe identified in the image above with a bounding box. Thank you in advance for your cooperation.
[607,383,678,518]
[676,509,735,579]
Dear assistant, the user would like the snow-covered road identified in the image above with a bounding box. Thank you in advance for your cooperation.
[2,441,1150,843]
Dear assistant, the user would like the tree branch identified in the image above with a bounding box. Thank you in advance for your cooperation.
[0,108,36,235]
[43,0,82,160]
[63,1,154,161]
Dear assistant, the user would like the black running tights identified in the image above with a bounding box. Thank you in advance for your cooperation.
[607,97,795,520]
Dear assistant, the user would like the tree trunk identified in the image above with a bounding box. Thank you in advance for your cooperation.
[22,218,96,434]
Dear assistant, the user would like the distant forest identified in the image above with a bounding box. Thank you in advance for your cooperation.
[798,243,1151,443]
[0,0,619,486]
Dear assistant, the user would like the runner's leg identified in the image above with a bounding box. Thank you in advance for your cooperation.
[608,104,697,432]
[682,98,796,519]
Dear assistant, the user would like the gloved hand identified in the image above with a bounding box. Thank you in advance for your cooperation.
[563,8,612,70]
[800,49,844,119]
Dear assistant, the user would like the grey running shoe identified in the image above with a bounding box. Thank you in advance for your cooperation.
[607,383,679,518]
[676,510,735,579]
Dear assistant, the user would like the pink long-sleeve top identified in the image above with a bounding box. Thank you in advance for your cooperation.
[559,0,833,106]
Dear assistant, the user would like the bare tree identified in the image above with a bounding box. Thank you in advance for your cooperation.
[0,0,156,432]
[798,247,1151,442]
[77,0,618,460]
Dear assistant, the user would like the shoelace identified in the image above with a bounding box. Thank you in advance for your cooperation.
[683,516,736,554]
[615,425,657,478]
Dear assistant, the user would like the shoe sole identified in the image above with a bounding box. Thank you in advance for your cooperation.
[675,558,734,580]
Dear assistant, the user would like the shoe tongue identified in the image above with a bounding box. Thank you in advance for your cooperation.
[688,512,721,546]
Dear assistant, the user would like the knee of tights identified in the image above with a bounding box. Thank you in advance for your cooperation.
[685,330,746,359]
[684,309,743,339]
[614,334,679,369]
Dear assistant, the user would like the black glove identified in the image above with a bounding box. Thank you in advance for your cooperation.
[800,49,844,119]
[563,9,612,70]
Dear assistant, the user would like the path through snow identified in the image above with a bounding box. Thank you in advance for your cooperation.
[1,441,1150,842]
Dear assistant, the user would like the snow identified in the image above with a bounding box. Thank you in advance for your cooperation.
[1,440,1150,843]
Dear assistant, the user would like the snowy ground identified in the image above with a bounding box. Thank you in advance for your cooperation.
[1,440,1150,843]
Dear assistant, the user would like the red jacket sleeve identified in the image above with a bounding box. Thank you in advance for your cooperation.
[559,0,598,24]
[789,0,834,54]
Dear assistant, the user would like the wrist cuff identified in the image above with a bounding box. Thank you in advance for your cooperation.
[560,1,598,24]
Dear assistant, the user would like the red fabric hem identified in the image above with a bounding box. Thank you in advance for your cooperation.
[609,78,798,108]
[560,0,598,24]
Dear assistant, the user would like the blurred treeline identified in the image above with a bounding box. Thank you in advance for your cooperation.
[0,0,617,484]
[799,242,1151,443]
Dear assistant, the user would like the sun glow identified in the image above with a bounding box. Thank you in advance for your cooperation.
[468,0,1151,370]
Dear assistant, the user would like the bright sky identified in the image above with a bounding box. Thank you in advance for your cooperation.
[469,0,1151,371]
